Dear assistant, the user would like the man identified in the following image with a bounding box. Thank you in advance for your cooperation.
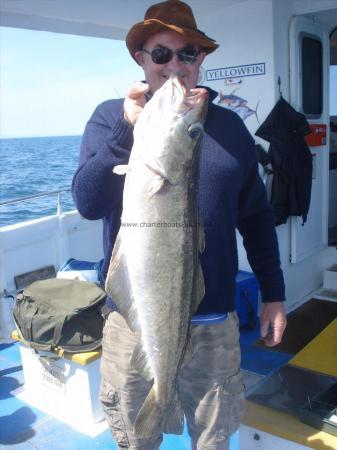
[72,1,287,449]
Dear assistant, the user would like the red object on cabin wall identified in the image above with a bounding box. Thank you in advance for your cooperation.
[305,124,327,146]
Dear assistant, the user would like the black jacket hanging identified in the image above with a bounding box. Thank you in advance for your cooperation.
[255,97,313,225]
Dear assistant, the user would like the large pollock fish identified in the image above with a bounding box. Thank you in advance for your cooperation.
[105,74,208,437]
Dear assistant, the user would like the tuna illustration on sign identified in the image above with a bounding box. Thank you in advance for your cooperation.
[105,74,207,438]
[217,89,260,123]
[224,78,243,87]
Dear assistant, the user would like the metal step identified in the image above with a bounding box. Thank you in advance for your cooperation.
[323,264,337,290]
[314,288,337,301]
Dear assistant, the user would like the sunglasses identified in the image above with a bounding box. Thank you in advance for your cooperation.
[142,45,200,65]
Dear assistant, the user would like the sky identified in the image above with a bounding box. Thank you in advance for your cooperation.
[0,27,143,138]
[1,26,337,138]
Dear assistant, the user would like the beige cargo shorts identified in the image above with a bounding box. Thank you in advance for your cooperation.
[99,311,245,450]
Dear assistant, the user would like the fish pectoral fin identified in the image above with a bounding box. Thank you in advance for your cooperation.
[163,393,184,435]
[105,233,140,332]
[113,164,129,175]
[133,386,161,438]
[145,160,178,186]
[146,174,166,199]
[130,343,154,381]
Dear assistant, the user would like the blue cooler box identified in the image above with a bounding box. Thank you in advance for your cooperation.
[236,270,259,328]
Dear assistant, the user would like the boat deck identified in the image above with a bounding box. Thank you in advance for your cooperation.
[0,320,292,449]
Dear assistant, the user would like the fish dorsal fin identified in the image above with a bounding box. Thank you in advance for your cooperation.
[182,334,192,365]
[190,218,205,313]
[198,217,205,253]
[105,233,140,332]
[231,88,239,95]
[191,262,205,315]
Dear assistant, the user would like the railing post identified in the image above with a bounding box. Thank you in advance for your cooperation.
[57,192,62,216]
[0,188,71,226]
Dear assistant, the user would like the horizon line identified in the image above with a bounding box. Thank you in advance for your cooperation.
[0,133,83,140]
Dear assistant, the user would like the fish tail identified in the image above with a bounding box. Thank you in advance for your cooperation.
[133,385,184,437]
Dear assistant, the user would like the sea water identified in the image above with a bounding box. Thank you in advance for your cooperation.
[0,135,81,227]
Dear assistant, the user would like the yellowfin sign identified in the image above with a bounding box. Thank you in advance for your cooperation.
[206,63,266,81]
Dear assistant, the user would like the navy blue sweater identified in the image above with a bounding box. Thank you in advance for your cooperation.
[72,87,285,314]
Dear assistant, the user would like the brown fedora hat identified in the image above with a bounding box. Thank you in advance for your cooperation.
[126,0,219,62]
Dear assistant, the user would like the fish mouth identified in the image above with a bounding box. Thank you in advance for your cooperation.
[158,73,186,92]
[182,86,209,121]
[148,73,208,120]
[169,74,208,105]
[168,73,207,100]
[161,73,186,81]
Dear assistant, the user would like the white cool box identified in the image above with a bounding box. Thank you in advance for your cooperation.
[14,341,107,436]
[12,258,108,436]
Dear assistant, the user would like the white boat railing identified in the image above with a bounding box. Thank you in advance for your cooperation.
[0,188,72,216]
[0,192,104,322]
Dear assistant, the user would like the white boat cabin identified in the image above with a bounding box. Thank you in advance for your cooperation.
[0,1,337,449]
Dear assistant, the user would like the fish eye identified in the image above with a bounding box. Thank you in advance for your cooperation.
[188,122,203,141]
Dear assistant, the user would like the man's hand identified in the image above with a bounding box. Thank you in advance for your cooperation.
[260,301,287,347]
[124,81,150,125]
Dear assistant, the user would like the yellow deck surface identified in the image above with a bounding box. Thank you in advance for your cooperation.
[244,401,337,450]
[244,317,337,449]
[11,330,101,365]
[289,318,337,378]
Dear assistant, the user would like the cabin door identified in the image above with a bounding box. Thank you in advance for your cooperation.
[328,29,337,246]
[289,16,330,263]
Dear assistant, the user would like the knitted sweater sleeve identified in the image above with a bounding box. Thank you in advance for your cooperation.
[72,100,133,220]
[237,123,285,303]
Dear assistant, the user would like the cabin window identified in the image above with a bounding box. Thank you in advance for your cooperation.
[301,35,323,116]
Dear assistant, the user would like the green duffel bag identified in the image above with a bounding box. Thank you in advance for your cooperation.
[13,278,107,354]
